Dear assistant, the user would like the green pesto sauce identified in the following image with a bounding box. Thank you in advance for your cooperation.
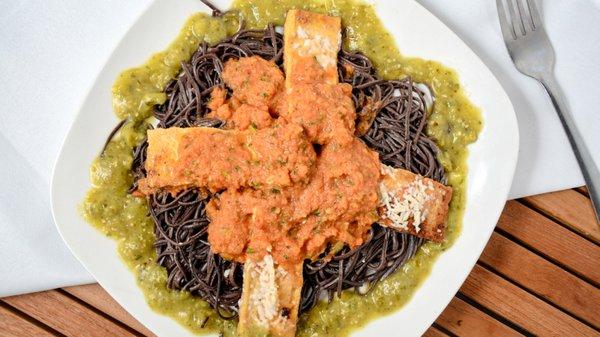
[81,1,482,336]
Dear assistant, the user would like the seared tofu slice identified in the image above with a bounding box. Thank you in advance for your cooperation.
[237,12,346,336]
[283,9,355,144]
[137,124,315,195]
[284,9,341,86]
[238,255,303,337]
[378,165,453,242]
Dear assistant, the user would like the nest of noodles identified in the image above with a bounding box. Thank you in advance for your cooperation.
[127,25,445,318]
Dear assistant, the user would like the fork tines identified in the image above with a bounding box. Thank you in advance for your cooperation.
[496,0,542,39]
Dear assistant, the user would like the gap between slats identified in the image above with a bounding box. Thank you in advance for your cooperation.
[480,231,600,329]
[422,324,452,337]
[0,301,63,337]
[454,195,600,334]
[1,290,143,337]
[459,264,598,336]
[496,201,600,287]
[521,190,600,244]
[56,289,148,337]
[575,186,589,197]
[433,295,525,337]
[62,285,155,337]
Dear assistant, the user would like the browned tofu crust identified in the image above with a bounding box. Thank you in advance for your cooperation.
[137,124,316,195]
[379,167,453,242]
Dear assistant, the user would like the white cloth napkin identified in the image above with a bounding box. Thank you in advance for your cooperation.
[0,0,598,296]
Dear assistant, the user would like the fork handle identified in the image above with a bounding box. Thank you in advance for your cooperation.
[541,75,600,223]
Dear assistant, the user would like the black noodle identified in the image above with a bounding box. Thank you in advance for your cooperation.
[127,25,445,319]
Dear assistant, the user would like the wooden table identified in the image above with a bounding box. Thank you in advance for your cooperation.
[1,188,598,337]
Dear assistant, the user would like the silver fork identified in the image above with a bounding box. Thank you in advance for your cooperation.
[497,0,600,222]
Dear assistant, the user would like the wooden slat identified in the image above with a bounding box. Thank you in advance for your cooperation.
[460,264,597,336]
[0,305,55,337]
[422,325,451,337]
[435,296,523,337]
[523,190,600,242]
[2,290,137,337]
[480,232,600,327]
[498,201,600,284]
[63,284,155,337]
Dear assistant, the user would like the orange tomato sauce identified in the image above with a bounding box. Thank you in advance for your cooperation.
[200,55,381,266]
[208,56,286,130]
[138,123,316,195]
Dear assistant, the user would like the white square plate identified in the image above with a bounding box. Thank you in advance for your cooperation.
[51,0,519,336]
